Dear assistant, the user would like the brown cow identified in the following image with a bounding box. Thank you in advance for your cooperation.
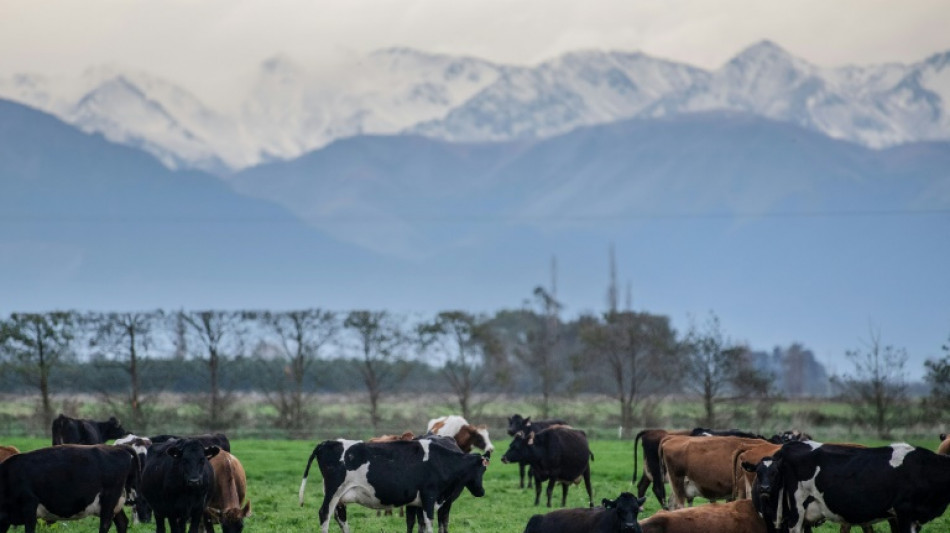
[639,499,767,533]
[427,415,494,454]
[203,450,251,533]
[659,435,765,509]
[368,431,415,443]
[938,433,950,455]
[0,445,19,463]
[732,442,782,499]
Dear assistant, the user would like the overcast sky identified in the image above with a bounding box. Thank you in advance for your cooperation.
[2,0,950,102]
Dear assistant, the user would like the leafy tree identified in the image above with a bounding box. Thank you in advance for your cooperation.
[0,311,77,427]
[579,310,677,436]
[179,310,246,430]
[417,310,502,419]
[86,310,164,430]
[343,310,407,432]
[832,329,908,439]
[253,309,339,430]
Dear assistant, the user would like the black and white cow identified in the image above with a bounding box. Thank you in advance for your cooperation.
[501,425,594,508]
[298,436,489,533]
[141,439,220,533]
[0,444,139,533]
[507,415,567,489]
[523,492,646,533]
[51,414,128,445]
[744,440,950,533]
[113,434,153,523]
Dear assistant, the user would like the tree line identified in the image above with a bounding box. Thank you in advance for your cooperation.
[2,292,948,439]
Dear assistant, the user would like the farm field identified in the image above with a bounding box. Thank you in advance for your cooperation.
[3,436,947,533]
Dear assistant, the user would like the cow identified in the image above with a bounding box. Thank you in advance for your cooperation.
[369,431,416,518]
[743,440,950,533]
[51,414,128,445]
[298,436,489,533]
[523,492,646,533]
[113,435,154,523]
[427,415,494,454]
[638,499,767,533]
[141,438,220,533]
[732,442,782,500]
[938,433,950,455]
[632,429,691,508]
[0,446,18,463]
[690,427,767,440]
[0,444,139,533]
[659,434,766,509]
[508,415,568,489]
[150,433,231,453]
[501,425,594,508]
[203,450,251,533]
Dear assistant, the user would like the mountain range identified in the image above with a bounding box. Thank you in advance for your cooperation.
[1,41,949,173]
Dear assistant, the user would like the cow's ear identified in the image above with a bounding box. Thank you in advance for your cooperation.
[204,445,220,459]
[242,501,252,518]
[637,496,647,508]
[601,498,616,508]
[524,417,531,425]
[167,446,182,459]
[941,433,947,441]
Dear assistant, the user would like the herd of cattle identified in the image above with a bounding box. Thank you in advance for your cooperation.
[1,414,949,533]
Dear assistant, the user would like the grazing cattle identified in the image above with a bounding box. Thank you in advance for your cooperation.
[150,433,231,453]
[659,435,766,509]
[204,450,251,533]
[427,415,494,454]
[632,429,691,508]
[938,433,950,455]
[0,446,18,463]
[502,425,593,508]
[523,492,646,533]
[298,436,489,533]
[141,439,220,533]
[0,444,139,533]
[51,414,128,445]
[113,435,154,523]
[745,440,950,533]
[508,415,568,489]
[639,499,767,533]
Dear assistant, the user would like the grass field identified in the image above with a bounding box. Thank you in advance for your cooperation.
[3,436,948,533]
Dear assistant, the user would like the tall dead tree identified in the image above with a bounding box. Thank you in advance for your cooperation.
[343,310,406,432]
[179,310,246,430]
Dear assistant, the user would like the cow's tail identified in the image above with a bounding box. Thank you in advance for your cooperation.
[633,429,647,485]
[589,450,595,461]
[299,444,320,506]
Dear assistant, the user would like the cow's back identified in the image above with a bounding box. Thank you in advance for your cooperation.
[640,500,767,533]
[535,427,591,480]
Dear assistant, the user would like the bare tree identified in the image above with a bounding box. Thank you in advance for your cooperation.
[179,310,246,430]
[0,311,76,428]
[923,335,950,416]
[86,310,164,430]
[832,329,909,439]
[343,310,407,432]
[417,310,502,419]
[580,310,677,436]
[514,286,562,418]
[254,309,339,430]
[681,312,762,427]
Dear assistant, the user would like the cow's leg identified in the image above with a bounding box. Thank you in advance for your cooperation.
[320,496,348,533]
[334,502,349,533]
[420,496,437,533]
[527,465,534,488]
[546,478,556,507]
[583,466,593,507]
[154,512,167,533]
[560,481,569,507]
[533,475,543,506]
[519,462,526,488]
[437,501,452,533]
[636,472,651,499]
[113,509,129,533]
[0,519,9,533]
[187,510,203,533]
[203,512,215,533]
[405,506,419,533]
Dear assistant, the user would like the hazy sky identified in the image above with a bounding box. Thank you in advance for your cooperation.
[2,0,950,102]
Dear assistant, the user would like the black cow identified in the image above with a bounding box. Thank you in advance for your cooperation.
[113,434,154,523]
[150,433,231,453]
[502,425,593,508]
[523,492,646,533]
[141,439,220,533]
[507,415,568,489]
[51,414,128,445]
[299,437,488,533]
[0,444,139,533]
[690,427,767,440]
[744,441,950,533]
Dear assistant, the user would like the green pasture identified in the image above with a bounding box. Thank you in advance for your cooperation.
[2,436,948,533]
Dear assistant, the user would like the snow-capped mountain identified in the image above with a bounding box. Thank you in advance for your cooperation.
[1,41,948,172]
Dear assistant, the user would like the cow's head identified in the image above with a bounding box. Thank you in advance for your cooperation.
[103,417,129,440]
[507,414,529,436]
[207,502,252,533]
[602,492,646,533]
[167,440,219,487]
[742,457,783,530]
[462,454,490,498]
[500,433,532,464]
